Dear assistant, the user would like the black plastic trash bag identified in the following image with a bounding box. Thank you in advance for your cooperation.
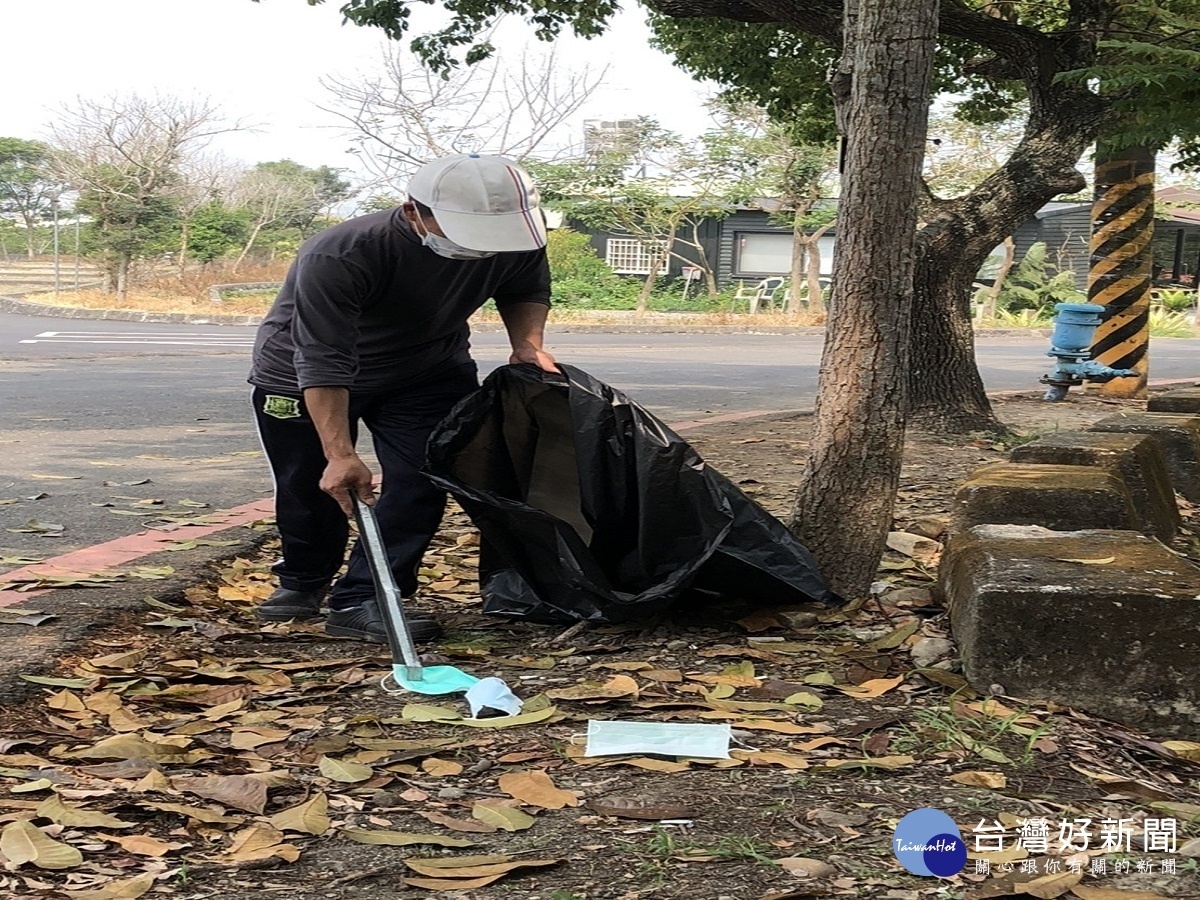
[424,363,836,624]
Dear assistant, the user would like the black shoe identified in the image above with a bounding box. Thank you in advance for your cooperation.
[325,598,443,644]
[256,587,325,621]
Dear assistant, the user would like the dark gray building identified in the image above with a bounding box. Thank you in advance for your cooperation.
[572,191,1200,290]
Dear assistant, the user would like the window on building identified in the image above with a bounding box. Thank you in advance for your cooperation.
[735,232,792,276]
[605,237,665,275]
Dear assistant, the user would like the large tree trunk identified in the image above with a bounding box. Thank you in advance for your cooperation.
[791,0,937,601]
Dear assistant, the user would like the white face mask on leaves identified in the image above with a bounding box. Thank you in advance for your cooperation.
[414,217,496,260]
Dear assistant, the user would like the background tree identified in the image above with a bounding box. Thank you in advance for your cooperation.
[48,95,238,299]
[536,117,768,311]
[320,44,604,191]
[703,101,838,313]
[0,138,65,258]
[228,160,353,269]
[171,152,242,276]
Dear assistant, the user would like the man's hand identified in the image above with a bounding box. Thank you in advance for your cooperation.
[319,454,375,516]
[510,345,560,374]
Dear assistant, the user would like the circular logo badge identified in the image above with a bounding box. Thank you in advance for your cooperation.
[893,808,967,877]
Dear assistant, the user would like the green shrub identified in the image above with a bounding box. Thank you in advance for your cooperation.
[552,276,640,308]
[1149,307,1195,337]
[995,242,1085,313]
[1153,287,1196,312]
[546,228,619,284]
[993,307,1055,328]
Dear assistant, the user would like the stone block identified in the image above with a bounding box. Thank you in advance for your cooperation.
[1148,387,1200,414]
[941,525,1200,738]
[1088,412,1200,501]
[952,462,1138,532]
[1010,432,1178,540]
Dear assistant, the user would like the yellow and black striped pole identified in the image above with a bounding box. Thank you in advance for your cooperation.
[1087,144,1155,398]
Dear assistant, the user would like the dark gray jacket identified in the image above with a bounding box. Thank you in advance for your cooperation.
[249,208,551,393]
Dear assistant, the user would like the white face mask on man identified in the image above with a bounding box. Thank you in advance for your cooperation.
[413,217,497,260]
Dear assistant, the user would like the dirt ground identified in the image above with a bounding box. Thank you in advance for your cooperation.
[1,392,1199,900]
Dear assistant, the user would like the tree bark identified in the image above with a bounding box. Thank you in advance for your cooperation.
[790,0,937,601]
[981,236,1016,322]
[178,219,191,281]
[115,251,130,302]
[788,220,806,314]
[804,222,832,316]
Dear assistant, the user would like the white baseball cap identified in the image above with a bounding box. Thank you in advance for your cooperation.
[408,153,547,253]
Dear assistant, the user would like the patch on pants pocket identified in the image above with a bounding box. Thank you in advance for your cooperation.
[262,394,302,419]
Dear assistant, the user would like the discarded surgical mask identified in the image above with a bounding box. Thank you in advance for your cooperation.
[585,720,731,759]
[465,677,524,718]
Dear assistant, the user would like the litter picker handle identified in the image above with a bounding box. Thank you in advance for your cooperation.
[353,498,424,682]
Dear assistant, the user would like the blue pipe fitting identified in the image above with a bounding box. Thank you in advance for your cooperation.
[1040,302,1138,401]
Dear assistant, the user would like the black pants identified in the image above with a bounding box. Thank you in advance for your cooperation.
[252,365,479,610]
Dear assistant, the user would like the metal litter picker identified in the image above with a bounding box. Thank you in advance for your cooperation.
[353,498,479,696]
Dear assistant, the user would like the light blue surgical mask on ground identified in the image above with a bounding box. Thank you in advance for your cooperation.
[584,720,732,759]
[414,217,496,260]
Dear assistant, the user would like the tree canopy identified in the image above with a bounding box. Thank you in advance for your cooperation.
[290,0,1200,159]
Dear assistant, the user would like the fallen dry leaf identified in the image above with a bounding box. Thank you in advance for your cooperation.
[822,755,917,770]
[733,749,811,770]
[172,774,268,814]
[416,810,498,833]
[403,857,562,879]
[421,757,464,777]
[142,801,244,824]
[777,857,836,878]
[586,797,695,820]
[1019,869,1083,899]
[60,872,157,899]
[472,801,536,831]
[269,793,331,835]
[218,824,300,864]
[98,832,186,857]
[1070,887,1172,900]
[402,874,507,891]
[36,794,135,828]
[836,675,905,699]
[498,769,580,809]
[545,675,640,701]
[0,818,83,869]
[71,733,194,763]
[342,829,475,847]
[318,755,374,783]
[949,770,1007,789]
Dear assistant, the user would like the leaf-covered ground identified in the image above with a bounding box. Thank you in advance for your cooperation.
[1,394,1199,900]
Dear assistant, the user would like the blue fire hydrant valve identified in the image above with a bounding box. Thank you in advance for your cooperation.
[1040,302,1138,401]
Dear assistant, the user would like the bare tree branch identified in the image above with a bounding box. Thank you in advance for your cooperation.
[319,42,606,193]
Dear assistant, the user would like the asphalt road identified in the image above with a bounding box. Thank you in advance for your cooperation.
[3,310,1199,567]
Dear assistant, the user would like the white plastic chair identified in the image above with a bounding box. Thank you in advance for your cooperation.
[735,277,787,313]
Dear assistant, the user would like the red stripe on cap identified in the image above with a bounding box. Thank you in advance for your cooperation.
[505,166,544,246]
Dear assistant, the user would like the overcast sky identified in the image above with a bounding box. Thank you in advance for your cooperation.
[4,0,717,182]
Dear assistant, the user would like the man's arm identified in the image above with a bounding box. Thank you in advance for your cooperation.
[304,386,374,515]
[499,301,559,373]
